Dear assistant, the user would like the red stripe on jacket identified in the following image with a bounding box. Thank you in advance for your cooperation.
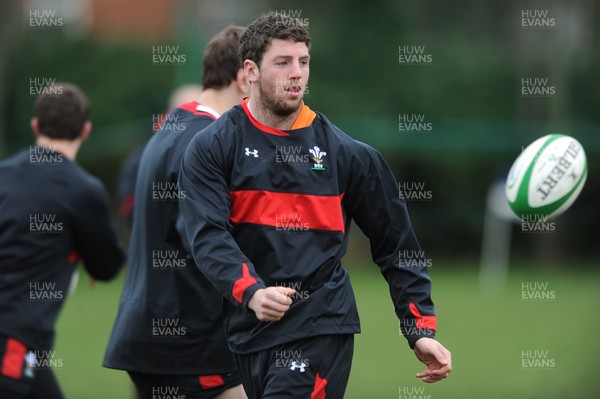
[232,263,258,303]
[230,190,345,233]
[409,302,437,330]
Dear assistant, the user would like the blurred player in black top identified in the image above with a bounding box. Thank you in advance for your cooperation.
[179,13,452,398]
[104,26,249,399]
[117,84,203,229]
[0,83,125,399]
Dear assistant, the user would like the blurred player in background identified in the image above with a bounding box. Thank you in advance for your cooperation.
[0,83,125,399]
[179,12,451,398]
[103,26,249,399]
[117,84,203,229]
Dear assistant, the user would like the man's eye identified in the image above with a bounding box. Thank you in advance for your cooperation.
[276,61,288,66]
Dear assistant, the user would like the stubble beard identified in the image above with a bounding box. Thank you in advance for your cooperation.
[257,77,303,118]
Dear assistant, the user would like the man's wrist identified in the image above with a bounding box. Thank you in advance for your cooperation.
[407,332,436,349]
[244,285,265,310]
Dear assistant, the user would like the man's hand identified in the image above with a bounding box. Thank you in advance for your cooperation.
[248,286,296,321]
[414,337,452,383]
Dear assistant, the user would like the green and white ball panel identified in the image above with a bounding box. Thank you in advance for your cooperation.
[505,134,587,219]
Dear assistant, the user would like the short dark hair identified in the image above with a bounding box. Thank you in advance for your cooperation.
[34,83,89,140]
[239,12,311,67]
[202,25,245,90]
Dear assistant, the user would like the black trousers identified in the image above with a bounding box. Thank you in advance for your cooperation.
[0,336,63,399]
[128,370,242,399]
[234,334,354,399]
[0,370,64,399]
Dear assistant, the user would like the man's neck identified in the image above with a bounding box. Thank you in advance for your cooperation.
[35,136,80,161]
[198,85,241,116]
[247,99,302,131]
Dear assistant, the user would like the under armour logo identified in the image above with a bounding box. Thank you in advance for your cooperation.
[290,361,307,372]
[245,148,259,157]
[25,352,36,367]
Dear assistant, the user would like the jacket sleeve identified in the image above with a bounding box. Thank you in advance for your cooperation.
[343,142,436,349]
[71,181,125,281]
[178,130,266,308]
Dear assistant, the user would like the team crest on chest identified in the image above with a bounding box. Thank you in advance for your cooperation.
[309,146,327,171]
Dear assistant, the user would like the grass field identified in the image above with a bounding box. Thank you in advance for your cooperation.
[54,264,600,398]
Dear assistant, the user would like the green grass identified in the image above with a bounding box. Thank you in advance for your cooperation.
[54,265,600,398]
[53,274,132,398]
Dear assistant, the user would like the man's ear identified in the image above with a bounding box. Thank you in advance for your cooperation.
[243,60,259,84]
[79,121,92,142]
[236,68,250,96]
[31,117,41,138]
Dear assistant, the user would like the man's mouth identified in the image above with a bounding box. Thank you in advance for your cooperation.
[285,86,302,94]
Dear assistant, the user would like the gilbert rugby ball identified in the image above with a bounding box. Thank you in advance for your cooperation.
[506,134,587,219]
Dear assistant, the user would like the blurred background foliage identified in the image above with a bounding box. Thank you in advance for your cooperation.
[1,0,599,265]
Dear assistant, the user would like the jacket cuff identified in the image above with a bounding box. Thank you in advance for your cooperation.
[241,282,266,309]
[406,330,436,349]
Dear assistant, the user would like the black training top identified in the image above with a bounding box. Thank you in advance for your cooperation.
[104,102,239,375]
[179,101,437,355]
[0,147,125,351]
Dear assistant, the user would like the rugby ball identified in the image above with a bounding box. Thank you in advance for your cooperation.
[505,134,587,219]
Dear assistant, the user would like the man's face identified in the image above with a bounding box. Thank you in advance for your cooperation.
[256,38,310,117]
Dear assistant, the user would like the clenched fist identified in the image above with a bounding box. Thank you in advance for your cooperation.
[248,286,296,321]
